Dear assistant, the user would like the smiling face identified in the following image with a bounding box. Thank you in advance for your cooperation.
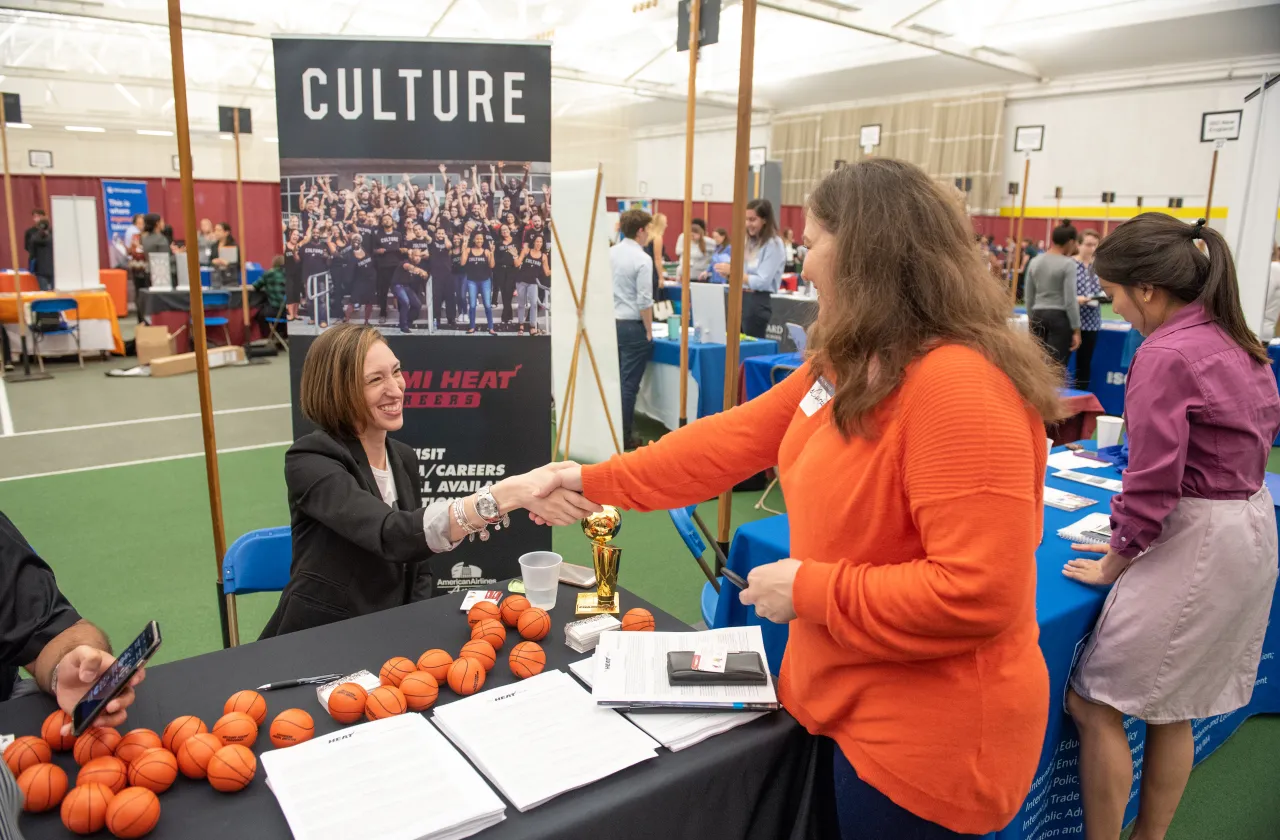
[800,211,832,295]
[746,208,764,238]
[362,341,405,434]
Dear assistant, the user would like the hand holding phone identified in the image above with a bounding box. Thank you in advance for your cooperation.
[71,621,161,736]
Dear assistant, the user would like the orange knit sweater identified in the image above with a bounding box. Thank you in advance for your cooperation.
[583,345,1050,834]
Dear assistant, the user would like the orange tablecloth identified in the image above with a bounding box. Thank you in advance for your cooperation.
[0,271,40,293]
[100,269,129,317]
[0,290,126,355]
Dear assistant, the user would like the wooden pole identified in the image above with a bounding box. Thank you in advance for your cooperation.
[1,97,44,381]
[703,200,709,226]
[38,170,48,211]
[678,0,700,427]
[1008,155,1030,308]
[167,0,236,647]
[1102,198,1112,237]
[717,0,757,547]
[233,109,250,333]
[1204,148,1220,222]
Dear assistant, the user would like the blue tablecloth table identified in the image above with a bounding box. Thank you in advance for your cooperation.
[718,449,1280,840]
[636,337,778,430]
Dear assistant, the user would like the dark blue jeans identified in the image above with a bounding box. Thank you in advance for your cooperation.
[616,320,652,443]
[465,277,493,331]
[393,284,422,332]
[832,742,982,840]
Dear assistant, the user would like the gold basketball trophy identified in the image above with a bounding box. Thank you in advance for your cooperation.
[577,506,622,614]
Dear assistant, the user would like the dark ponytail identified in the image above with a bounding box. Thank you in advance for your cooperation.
[1094,213,1268,364]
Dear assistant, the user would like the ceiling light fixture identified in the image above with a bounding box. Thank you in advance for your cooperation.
[6,122,31,129]
[65,125,106,133]
[137,129,174,136]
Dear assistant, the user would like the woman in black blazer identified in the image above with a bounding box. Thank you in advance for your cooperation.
[260,323,598,638]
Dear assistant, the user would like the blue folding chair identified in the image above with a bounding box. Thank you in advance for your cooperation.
[667,506,730,629]
[28,298,83,372]
[197,290,233,346]
[222,526,292,641]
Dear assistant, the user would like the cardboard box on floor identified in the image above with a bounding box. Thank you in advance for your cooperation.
[149,345,245,377]
[134,324,178,365]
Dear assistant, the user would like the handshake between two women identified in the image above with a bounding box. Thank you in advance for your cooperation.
[490,460,595,527]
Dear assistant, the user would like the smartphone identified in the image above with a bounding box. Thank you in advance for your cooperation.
[721,567,749,590]
[72,621,162,737]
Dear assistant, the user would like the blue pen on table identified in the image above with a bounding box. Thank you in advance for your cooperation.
[256,673,344,692]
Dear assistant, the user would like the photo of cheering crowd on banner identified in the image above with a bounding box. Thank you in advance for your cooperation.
[279,160,551,337]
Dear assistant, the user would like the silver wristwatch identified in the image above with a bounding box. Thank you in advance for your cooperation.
[475,488,510,529]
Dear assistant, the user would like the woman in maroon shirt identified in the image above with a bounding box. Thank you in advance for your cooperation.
[1063,214,1280,840]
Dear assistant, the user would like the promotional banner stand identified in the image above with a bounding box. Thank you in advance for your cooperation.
[168,0,235,647]
[230,108,267,365]
[551,166,620,460]
[0,95,50,383]
[716,0,758,555]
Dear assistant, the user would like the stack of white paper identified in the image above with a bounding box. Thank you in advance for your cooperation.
[568,657,767,751]
[432,670,659,812]
[591,626,780,711]
[260,714,505,840]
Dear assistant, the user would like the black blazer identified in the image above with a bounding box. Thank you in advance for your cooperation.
[260,430,435,639]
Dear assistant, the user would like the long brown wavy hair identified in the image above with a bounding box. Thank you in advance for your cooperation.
[806,158,1064,438]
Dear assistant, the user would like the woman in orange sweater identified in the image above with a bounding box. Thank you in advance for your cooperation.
[555,160,1062,837]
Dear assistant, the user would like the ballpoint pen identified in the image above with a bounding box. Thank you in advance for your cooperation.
[256,673,345,692]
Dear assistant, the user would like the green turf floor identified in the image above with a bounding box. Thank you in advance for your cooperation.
[0,351,1277,838]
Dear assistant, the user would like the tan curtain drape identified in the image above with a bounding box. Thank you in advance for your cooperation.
[773,94,1005,213]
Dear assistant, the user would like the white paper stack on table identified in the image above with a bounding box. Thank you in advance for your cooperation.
[1058,512,1113,544]
[564,614,620,653]
[260,714,505,840]
[432,670,659,812]
[591,625,780,711]
[569,657,767,751]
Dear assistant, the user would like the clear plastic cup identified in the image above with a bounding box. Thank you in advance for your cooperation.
[518,551,563,609]
[1096,415,1125,448]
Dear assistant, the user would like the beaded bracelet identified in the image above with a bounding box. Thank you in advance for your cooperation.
[451,497,489,542]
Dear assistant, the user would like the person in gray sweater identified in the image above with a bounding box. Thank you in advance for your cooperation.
[1026,222,1081,367]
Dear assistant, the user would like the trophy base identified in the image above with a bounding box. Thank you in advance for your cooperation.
[575,592,621,615]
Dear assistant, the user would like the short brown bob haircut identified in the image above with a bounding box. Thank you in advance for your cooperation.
[300,323,388,438]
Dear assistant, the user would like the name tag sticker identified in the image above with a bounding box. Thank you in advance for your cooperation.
[800,376,835,417]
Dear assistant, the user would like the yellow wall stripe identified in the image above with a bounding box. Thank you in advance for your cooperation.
[995,205,1236,220]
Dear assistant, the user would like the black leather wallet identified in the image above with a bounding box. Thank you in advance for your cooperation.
[666,651,768,685]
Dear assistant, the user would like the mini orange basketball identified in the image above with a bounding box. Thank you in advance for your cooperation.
[212,712,259,748]
[223,689,268,726]
[114,729,162,766]
[206,745,256,793]
[417,649,454,682]
[459,639,497,671]
[467,600,502,627]
[364,685,407,720]
[517,607,551,641]
[269,709,315,748]
[74,727,121,766]
[379,656,417,687]
[4,735,51,775]
[160,716,206,754]
[127,748,178,795]
[41,709,76,751]
[499,594,530,627]
[17,762,67,812]
[622,608,656,632]
[61,782,114,835]
[327,682,368,724]
[447,657,485,696]
[105,786,160,838]
[398,671,440,712]
[509,641,547,679]
[77,756,128,794]
[471,618,507,651]
[175,733,224,780]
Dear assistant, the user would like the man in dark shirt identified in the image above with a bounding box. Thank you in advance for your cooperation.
[23,210,53,291]
[0,511,144,722]
[373,214,404,324]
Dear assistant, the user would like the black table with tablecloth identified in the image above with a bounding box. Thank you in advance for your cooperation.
[137,288,268,353]
[0,584,824,840]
